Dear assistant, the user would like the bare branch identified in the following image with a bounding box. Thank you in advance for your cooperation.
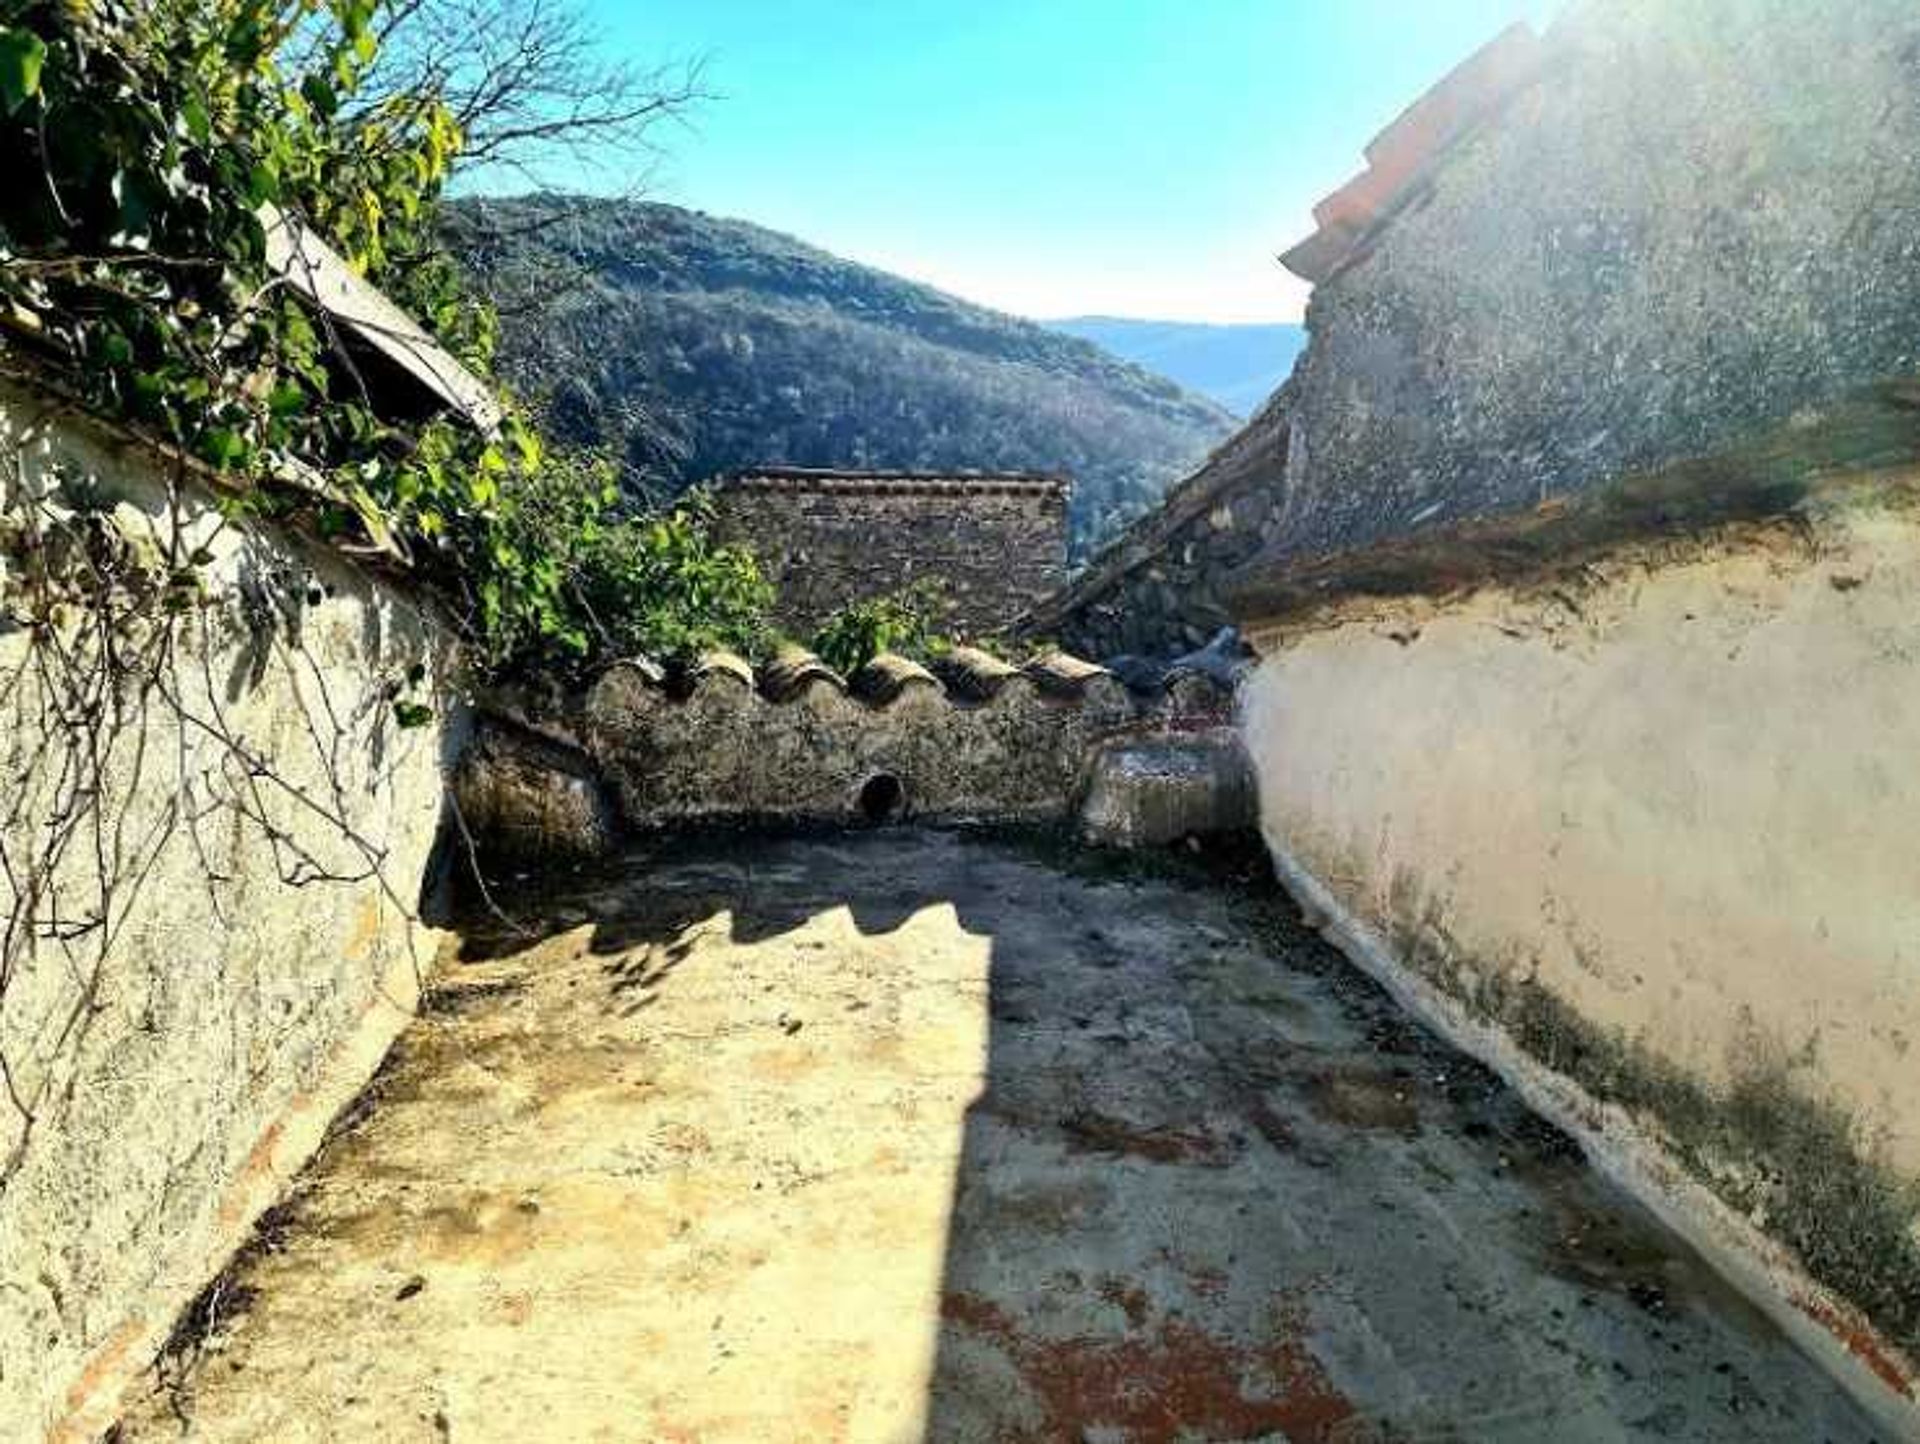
[341,0,707,191]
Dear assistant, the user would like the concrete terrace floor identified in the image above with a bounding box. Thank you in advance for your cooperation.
[116,829,1884,1443]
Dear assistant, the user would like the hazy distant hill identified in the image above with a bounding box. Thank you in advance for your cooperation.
[1049,317,1306,417]
[450,197,1237,556]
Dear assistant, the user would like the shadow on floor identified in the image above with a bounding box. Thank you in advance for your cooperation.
[115,827,1888,1442]
[461,826,1885,1442]
[899,834,1876,1443]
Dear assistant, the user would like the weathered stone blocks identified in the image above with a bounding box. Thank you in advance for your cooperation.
[709,469,1070,635]
[1078,734,1256,849]
[462,645,1244,844]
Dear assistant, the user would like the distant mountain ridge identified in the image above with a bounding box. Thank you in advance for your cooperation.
[450,197,1238,556]
[1048,317,1306,417]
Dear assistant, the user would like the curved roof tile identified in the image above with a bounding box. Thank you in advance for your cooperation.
[1024,651,1117,700]
[686,650,756,696]
[849,652,942,706]
[932,646,1023,702]
[761,645,847,703]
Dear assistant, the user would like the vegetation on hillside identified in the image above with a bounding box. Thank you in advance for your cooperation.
[449,196,1238,557]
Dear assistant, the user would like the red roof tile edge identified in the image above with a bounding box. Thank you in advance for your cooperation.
[1281,21,1546,285]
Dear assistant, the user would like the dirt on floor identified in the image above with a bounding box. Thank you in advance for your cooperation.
[113,829,1887,1442]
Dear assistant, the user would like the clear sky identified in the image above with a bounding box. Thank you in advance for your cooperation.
[552,1,1565,324]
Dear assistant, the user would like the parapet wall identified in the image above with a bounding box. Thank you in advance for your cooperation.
[709,469,1070,635]
[1238,457,1920,1425]
[0,379,458,1441]
[462,644,1245,850]
[1215,5,1920,1421]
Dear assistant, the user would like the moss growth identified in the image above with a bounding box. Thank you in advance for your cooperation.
[1392,895,1920,1357]
[982,823,1278,897]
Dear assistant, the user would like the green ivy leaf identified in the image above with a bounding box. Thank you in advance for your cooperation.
[197,427,249,470]
[301,74,338,120]
[180,96,211,144]
[0,27,48,115]
[246,160,281,206]
[392,700,434,730]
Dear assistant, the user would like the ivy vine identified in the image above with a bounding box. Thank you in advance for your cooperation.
[0,0,771,677]
[0,0,770,1189]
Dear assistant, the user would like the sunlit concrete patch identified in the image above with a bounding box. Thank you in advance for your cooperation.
[116,831,1885,1442]
[114,837,999,1443]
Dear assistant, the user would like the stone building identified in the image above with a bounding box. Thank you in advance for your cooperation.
[1224,2,1920,1421]
[1017,5,1920,1422]
[707,467,1069,635]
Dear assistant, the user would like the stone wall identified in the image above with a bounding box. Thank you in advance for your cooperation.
[1212,4,1920,1422]
[708,469,1069,636]
[464,644,1246,843]
[1046,0,1920,666]
[1237,465,1920,1424]
[0,378,459,1442]
[1266,0,1920,571]
[1021,398,1291,658]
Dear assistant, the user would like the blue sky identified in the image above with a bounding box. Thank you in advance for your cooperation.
[552,1,1564,323]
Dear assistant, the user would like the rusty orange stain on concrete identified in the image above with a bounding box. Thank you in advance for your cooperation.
[941,1288,1359,1442]
[1171,1254,1231,1301]
[217,1118,286,1231]
[343,894,387,964]
[1096,1275,1152,1330]
[1796,1294,1917,1400]
[1055,1109,1240,1167]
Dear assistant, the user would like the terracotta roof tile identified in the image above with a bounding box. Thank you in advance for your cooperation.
[1282,22,1546,285]
[760,644,847,703]
[931,646,1024,703]
[849,652,941,705]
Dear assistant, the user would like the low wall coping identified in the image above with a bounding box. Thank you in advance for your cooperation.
[1225,380,1920,628]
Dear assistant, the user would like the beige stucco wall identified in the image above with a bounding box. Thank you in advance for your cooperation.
[0,381,460,1441]
[1240,471,1920,1398]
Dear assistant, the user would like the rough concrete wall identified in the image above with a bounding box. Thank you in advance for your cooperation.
[589,670,1113,824]
[1240,473,1920,1401]
[579,660,1235,829]
[451,714,619,863]
[1272,0,1920,567]
[710,477,1068,635]
[0,383,457,1441]
[456,646,1247,849]
[1024,397,1291,658]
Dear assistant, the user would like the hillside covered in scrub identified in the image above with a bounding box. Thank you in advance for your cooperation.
[451,197,1237,556]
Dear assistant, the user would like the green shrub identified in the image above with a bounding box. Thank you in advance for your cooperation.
[477,457,771,672]
[809,581,948,674]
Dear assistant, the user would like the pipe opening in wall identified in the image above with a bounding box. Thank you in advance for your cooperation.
[858,773,905,823]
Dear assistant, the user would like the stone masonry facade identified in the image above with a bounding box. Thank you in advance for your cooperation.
[1021,399,1291,659]
[708,468,1069,636]
[1265,0,1920,572]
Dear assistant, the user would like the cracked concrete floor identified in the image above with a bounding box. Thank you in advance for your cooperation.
[116,830,1884,1442]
